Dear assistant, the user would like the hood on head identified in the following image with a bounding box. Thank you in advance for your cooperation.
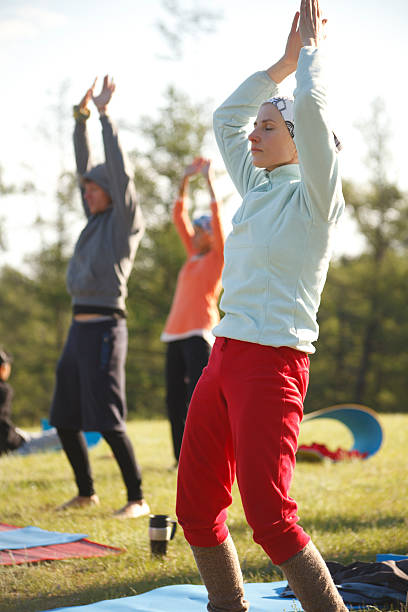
[83,164,111,197]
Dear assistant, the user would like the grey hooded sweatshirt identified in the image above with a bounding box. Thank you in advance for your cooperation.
[67,115,144,312]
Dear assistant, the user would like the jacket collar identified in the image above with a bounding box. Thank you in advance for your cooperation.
[264,164,300,183]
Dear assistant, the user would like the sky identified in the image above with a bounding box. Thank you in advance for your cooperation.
[1,0,408,271]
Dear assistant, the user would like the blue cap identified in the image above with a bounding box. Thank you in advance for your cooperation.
[193,215,212,233]
[0,349,12,365]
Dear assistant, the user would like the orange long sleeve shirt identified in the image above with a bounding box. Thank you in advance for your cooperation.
[161,199,224,344]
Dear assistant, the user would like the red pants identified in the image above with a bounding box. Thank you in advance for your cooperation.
[176,337,311,565]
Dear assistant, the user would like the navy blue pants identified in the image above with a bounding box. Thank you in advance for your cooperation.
[50,319,143,501]
[50,318,128,431]
[165,336,211,461]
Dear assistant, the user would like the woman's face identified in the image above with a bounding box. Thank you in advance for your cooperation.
[248,103,298,171]
[193,226,213,255]
[0,363,11,381]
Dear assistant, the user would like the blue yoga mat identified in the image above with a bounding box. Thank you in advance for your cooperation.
[46,582,300,611]
[41,419,101,449]
[377,553,408,562]
[45,555,408,611]
[0,526,87,551]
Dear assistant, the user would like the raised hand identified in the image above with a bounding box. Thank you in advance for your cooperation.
[78,78,97,112]
[92,75,116,113]
[299,0,327,48]
[283,12,302,68]
[200,159,214,182]
[201,159,217,203]
[266,11,304,83]
[183,157,206,178]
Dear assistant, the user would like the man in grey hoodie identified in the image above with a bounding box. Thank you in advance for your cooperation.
[50,76,149,519]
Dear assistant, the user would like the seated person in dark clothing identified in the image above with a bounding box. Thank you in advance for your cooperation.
[0,350,60,456]
[0,350,24,454]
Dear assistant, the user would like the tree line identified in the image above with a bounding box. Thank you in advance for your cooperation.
[1,91,407,425]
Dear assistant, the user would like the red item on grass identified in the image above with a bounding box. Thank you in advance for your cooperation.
[297,443,368,461]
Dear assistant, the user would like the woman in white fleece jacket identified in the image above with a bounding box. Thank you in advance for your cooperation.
[176,2,348,611]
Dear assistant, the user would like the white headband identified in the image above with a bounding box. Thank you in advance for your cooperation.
[265,97,295,137]
[264,96,342,152]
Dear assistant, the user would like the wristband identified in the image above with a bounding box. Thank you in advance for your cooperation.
[73,105,90,122]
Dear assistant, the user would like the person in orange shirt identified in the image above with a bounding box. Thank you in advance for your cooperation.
[161,158,224,463]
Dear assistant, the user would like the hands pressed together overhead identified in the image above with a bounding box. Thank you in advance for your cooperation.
[267,0,327,84]
[183,157,213,181]
[299,0,327,48]
[284,0,327,65]
[178,157,216,201]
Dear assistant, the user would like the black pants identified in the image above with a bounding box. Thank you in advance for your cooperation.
[165,336,211,461]
[57,428,143,501]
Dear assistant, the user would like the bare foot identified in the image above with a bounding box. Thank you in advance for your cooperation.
[56,494,100,511]
[113,499,150,519]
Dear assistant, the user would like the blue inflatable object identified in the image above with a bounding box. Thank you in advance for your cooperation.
[302,404,383,458]
[41,419,101,449]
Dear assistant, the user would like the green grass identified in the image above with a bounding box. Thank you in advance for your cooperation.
[0,415,407,612]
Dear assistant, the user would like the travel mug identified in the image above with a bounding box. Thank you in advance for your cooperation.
[149,514,177,555]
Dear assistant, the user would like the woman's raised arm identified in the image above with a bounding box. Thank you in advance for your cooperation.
[173,158,205,256]
[200,160,224,256]
[213,13,302,198]
[294,0,343,222]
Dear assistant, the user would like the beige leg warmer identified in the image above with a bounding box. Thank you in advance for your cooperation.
[191,534,250,611]
[279,541,348,612]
